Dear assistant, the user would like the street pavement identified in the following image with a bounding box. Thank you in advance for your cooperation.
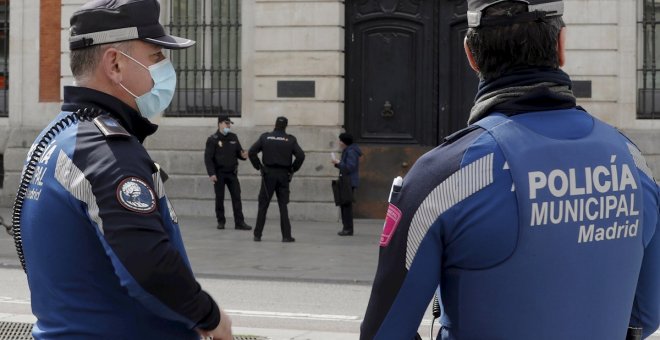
[0,207,381,284]
[0,206,384,339]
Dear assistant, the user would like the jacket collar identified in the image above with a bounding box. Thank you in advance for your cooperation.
[62,86,158,143]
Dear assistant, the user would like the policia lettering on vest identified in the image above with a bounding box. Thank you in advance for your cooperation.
[360,1,660,340]
[527,157,642,243]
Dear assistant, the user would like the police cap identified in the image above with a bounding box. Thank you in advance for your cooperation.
[275,116,288,129]
[69,0,195,50]
[218,115,234,124]
[467,0,563,28]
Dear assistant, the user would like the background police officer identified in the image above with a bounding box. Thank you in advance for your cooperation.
[360,1,660,339]
[204,114,252,230]
[13,0,232,339]
[248,116,305,242]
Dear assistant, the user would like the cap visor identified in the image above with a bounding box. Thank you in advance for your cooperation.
[143,35,196,49]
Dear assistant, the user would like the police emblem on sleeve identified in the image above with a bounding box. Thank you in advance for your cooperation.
[116,177,157,213]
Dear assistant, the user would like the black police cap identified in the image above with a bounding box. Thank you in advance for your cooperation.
[275,116,288,129]
[218,115,234,124]
[69,0,195,50]
[467,0,563,28]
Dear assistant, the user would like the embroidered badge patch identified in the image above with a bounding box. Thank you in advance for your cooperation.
[218,141,223,147]
[117,177,157,213]
[380,203,402,247]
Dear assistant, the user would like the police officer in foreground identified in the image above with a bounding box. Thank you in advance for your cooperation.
[361,1,660,339]
[248,116,305,242]
[13,1,231,338]
[204,114,253,230]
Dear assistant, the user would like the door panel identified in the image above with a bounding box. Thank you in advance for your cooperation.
[361,25,419,140]
[353,145,432,219]
[347,0,436,145]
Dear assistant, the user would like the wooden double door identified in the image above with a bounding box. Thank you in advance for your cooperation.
[345,0,480,217]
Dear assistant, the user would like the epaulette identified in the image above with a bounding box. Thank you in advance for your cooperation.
[441,125,482,146]
[93,115,131,138]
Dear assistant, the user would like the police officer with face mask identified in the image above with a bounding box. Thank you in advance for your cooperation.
[12,1,232,339]
[204,114,252,230]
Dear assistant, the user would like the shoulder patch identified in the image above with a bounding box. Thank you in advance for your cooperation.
[116,177,157,213]
[380,203,403,247]
[94,116,131,138]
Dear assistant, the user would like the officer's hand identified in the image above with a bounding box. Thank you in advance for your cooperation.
[331,159,340,165]
[241,150,248,159]
[260,167,267,176]
[209,175,218,183]
[197,308,232,340]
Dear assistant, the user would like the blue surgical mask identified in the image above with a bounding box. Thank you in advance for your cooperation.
[119,51,176,119]
[222,127,231,135]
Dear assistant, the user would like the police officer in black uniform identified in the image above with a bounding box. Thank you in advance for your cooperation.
[248,116,305,242]
[204,114,252,230]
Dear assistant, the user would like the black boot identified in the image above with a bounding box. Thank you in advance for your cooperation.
[338,230,353,236]
[235,222,253,230]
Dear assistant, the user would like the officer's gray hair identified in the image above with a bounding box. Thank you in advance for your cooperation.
[70,41,132,84]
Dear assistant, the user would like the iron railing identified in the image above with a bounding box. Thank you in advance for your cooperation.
[0,0,8,117]
[639,0,660,119]
[165,0,242,117]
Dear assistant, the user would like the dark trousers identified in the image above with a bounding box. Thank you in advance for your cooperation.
[340,188,355,232]
[214,173,245,225]
[254,170,292,238]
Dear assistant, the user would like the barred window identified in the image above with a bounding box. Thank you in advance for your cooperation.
[639,0,660,119]
[165,0,242,117]
[0,0,8,117]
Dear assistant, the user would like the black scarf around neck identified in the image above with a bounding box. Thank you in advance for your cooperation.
[468,67,577,124]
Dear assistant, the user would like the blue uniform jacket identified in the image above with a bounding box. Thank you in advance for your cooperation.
[19,86,220,339]
[360,108,660,340]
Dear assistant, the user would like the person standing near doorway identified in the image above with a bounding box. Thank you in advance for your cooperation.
[248,116,305,242]
[332,133,362,236]
[204,114,252,231]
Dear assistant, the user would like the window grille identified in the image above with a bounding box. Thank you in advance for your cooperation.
[165,0,242,117]
[638,0,660,119]
[0,0,8,117]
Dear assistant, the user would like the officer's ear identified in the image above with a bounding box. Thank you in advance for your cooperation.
[101,46,125,85]
[557,27,566,67]
[463,37,479,73]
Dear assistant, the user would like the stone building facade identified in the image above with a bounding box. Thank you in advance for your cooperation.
[0,0,657,221]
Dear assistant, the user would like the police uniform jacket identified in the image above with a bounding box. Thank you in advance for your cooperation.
[360,69,660,340]
[248,129,305,172]
[19,86,220,339]
[204,131,245,176]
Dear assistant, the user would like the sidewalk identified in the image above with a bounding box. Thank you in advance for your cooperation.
[0,207,382,284]
[0,207,379,339]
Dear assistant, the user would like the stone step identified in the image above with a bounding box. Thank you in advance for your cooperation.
[168,199,340,222]
[149,150,339,177]
[145,126,341,151]
[165,174,334,202]
[0,171,341,221]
